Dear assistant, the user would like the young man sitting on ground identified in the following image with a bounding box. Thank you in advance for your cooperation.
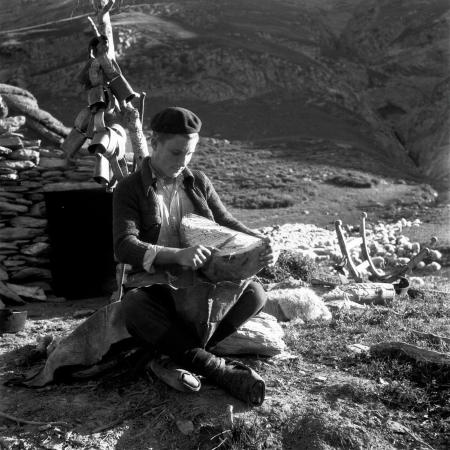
[113,107,277,405]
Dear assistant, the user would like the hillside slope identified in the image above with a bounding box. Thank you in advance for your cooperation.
[0,0,448,193]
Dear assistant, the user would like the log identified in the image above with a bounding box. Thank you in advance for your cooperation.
[323,283,396,306]
[180,213,265,282]
[410,330,450,346]
[370,341,450,367]
[214,312,285,356]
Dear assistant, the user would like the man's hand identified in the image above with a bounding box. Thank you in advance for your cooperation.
[176,245,212,269]
[259,236,279,267]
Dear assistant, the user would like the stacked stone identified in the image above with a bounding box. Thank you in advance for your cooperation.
[0,99,97,304]
[260,218,442,278]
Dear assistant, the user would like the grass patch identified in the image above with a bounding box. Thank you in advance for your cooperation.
[231,190,296,209]
[283,291,450,418]
[199,417,276,450]
[258,249,319,283]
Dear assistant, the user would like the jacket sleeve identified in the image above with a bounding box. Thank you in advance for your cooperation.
[203,174,258,236]
[112,177,151,267]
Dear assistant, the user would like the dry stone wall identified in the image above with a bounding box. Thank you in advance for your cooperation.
[0,102,97,303]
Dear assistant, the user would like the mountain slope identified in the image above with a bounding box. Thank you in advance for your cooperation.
[0,0,447,191]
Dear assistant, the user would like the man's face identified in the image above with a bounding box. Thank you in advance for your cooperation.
[151,134,199,178]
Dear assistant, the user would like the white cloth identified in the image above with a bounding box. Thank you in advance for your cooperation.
[142,172,195,272]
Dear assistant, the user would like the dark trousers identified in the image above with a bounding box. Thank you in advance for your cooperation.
[121,281,267,364]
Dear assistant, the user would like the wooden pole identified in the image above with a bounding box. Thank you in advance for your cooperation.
[92,0,149,170]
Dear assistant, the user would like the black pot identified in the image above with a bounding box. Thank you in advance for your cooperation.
[0,309,27,334]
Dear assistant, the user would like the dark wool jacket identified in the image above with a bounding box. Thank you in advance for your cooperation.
[113,156,255,269]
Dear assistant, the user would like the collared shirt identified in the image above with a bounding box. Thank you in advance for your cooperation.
[142,161,195,272]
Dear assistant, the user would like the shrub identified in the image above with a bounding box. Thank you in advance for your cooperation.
[231,190,295,209]
[258,250,319,283]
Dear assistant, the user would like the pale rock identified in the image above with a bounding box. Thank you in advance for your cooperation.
[0,173,18,181]
[3,260,26,268]
[20,242,49,257]
[10,267,51,281]
[429,249,442,260]
[427,262,441,272]
[397,257,410,265]
[28,193,44,202]
[38,157,67,169]
[10,216,47,228]
[411,242,421,253]
[0,280,25,305]
[6,283,47,301]
[265,288,332,322]
[347,344,370,354]
[0,266,8,281]
[9,149,39,164]
[22,281,52,292]
[409,277,425,287]
[21,181,42,188]
[0,201,28,213]
[0,146,12,156]
[0,135,23,149]
[0,227,41,241]
[214,312,285,356]
[0,166,16,174]
[0,160,35,170]
[176,420,194,436]
[39,149,65,158]
[41,170,63,179]
[33,236,49,243]
[15,198,32,206]
[29,202,46,217]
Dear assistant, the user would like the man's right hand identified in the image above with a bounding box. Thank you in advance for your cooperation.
[175,245,212,269]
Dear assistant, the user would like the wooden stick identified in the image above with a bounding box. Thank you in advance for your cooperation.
[410,329,450,345]
[370,341,450,366]
[95,0,116,60]
[0,411,68,427]
[87,16,100,36]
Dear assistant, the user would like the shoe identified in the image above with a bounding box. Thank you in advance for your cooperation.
[148,355,201,393]
[207,358,265,406]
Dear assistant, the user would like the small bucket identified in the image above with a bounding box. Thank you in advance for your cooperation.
[88,85,107,109]
[109,74,136,103]
[88,128,111,155]
[0,309,27,334]
[93,153,111,186]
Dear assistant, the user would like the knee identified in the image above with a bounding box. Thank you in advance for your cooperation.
[242,281,267,310]
[121,288,147,323]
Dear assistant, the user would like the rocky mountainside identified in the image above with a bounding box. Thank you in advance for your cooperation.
[0,0,448,194]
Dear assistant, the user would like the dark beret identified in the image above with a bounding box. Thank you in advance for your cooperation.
[150,107,202,134]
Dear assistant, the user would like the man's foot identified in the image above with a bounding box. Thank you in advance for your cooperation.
[208,358,265,406]
[189,350,265,405]
[148,355,201,393]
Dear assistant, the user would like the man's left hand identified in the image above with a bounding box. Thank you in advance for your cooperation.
[259,236,279,267]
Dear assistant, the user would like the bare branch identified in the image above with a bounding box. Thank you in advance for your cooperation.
[87,16,100,37]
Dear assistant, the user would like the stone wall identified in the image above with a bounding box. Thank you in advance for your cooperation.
[0,113,97,304]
